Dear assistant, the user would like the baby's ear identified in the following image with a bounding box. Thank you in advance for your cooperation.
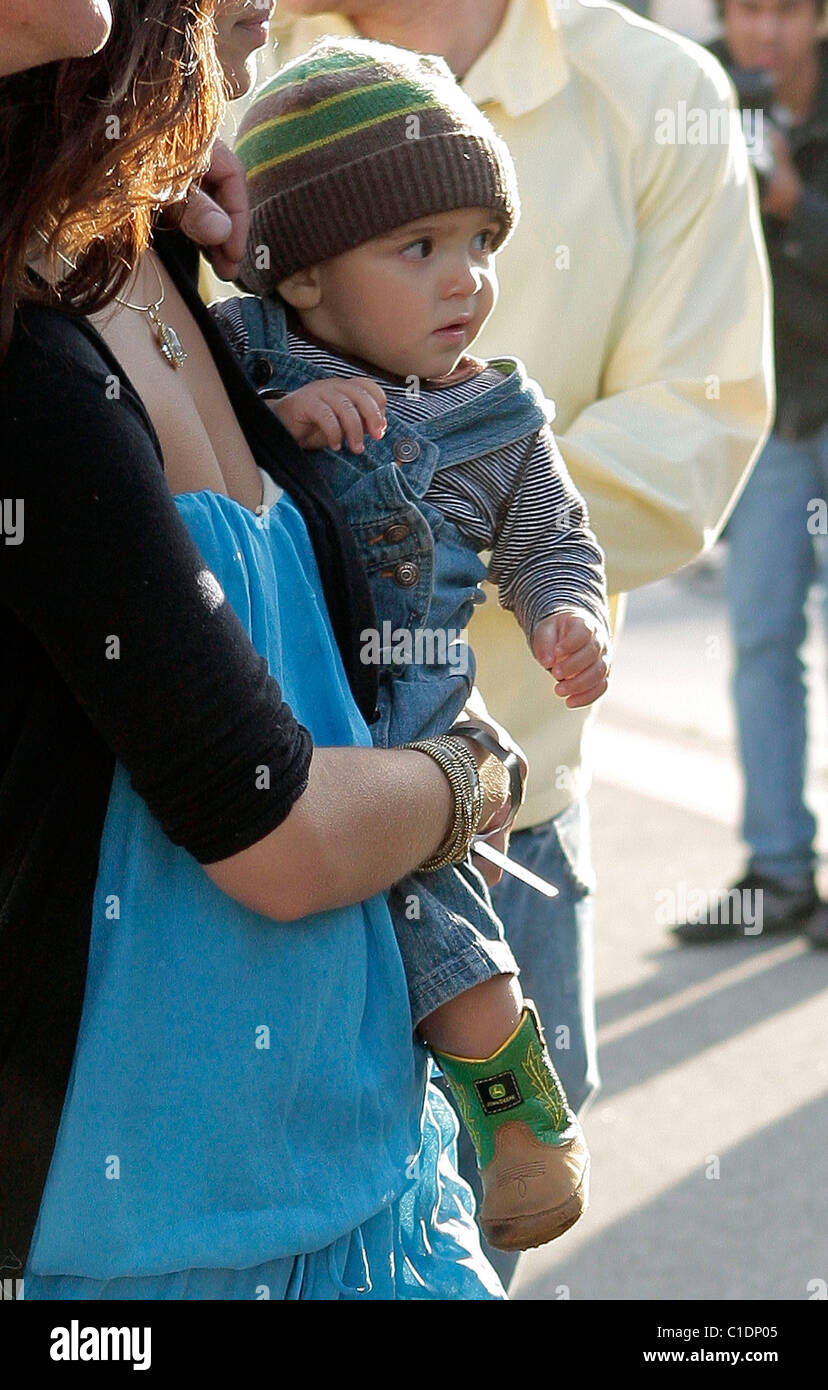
[277,266,322,310]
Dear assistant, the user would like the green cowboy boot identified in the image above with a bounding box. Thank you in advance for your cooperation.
[433,1002,590,1251]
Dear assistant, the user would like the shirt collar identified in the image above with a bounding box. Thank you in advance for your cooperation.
[461,0,570,116]
[273,1,570,118]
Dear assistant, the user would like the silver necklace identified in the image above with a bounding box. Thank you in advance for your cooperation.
[33,231,188,370]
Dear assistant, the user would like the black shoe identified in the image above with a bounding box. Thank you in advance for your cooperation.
[804,902,828,949]
[670,871,818,944]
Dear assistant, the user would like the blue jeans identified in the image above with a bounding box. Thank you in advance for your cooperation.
[724,422,828,883]
[389,860,518,1026]
[441,797,600,1289]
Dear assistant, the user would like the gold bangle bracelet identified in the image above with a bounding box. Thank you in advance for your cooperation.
[401,735,484,872]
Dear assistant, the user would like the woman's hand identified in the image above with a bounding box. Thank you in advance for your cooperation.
[451,710,529,887]
[471,824,512,888]
[268,378,387,453]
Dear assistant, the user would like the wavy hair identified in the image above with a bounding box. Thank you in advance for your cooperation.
[0,1,226,352]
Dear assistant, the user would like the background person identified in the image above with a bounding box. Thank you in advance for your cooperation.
[674,0,828,946]
[274,0,774,1284]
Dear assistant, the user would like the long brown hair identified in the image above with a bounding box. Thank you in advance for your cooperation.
[0,0,226,353]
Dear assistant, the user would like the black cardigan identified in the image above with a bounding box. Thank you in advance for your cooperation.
[0,235,378,1278]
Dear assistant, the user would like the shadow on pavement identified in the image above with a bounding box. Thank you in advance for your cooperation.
[595,941,828,1101]
[515,1091,828,1301]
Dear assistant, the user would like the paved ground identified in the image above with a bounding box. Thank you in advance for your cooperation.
[510,551,828,1301]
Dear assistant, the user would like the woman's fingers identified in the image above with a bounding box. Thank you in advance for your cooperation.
[472,826,511,887]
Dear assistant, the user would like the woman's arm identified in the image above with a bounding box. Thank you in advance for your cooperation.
[204,741,503,921]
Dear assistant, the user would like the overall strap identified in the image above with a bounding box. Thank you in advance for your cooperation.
[235,292,290,353]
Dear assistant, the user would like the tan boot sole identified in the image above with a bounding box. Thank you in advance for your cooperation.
[482,1167,589,1251]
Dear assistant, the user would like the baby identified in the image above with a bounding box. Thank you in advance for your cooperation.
[213,37,611,1254]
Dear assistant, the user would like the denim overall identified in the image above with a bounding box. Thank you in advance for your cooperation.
[229,293,549,1024]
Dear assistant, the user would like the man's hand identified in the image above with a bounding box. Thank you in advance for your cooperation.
[761,129,803,222]
[170,140,250,281]
[532,610,611,708]
[267,377,388,452]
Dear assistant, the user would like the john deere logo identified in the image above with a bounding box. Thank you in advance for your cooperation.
[475,1070,522,1115]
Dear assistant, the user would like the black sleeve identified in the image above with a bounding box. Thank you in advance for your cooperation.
[0,307,312,864]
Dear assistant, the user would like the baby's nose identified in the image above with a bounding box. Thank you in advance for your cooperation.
[445,260,482,296]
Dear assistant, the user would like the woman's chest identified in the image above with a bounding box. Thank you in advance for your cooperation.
[90,272,264,513]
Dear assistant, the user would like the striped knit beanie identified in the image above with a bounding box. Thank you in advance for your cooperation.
[235,37,520,296]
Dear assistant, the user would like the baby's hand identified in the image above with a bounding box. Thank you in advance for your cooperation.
[267,377,387,453]
[532,611,611,709]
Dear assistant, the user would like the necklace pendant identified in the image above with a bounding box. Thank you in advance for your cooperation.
[147,304,187,370]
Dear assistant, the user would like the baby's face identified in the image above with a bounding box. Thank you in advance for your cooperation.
[305,207,501,381]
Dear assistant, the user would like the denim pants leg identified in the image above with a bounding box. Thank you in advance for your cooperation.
[724,429,827,882]
[437,797,599,1290]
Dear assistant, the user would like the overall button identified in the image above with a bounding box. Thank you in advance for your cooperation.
[393,560,420,587]
[393,438,421,464]
[251,357,273,386]
[384,523,410,544]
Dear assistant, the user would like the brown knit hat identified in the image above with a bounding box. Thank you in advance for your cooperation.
[235,36,520,296]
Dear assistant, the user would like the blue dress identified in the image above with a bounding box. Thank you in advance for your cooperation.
[22,475,504,1301]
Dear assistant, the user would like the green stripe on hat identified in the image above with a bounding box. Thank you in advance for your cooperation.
[257,51,382,99]
[243,101,442,179]
[238,83,443,172]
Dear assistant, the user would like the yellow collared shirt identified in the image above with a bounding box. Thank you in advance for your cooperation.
[269,0,774,826]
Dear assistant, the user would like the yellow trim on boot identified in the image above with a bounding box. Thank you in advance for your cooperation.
[432,1006,529,1066]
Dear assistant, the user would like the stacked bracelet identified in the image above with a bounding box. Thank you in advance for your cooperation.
[401,735,485,872]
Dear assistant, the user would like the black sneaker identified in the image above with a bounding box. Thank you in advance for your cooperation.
[670,871,818,944]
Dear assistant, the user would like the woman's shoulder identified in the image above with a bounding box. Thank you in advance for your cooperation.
[2,301,162,457]
[8,301,127,389]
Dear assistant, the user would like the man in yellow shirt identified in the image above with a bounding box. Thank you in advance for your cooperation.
[275,0,773,1281]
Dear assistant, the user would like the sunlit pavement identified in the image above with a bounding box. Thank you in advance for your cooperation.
[511,551,828,1301]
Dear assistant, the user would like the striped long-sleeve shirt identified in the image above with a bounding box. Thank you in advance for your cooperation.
[214,297,611,650]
